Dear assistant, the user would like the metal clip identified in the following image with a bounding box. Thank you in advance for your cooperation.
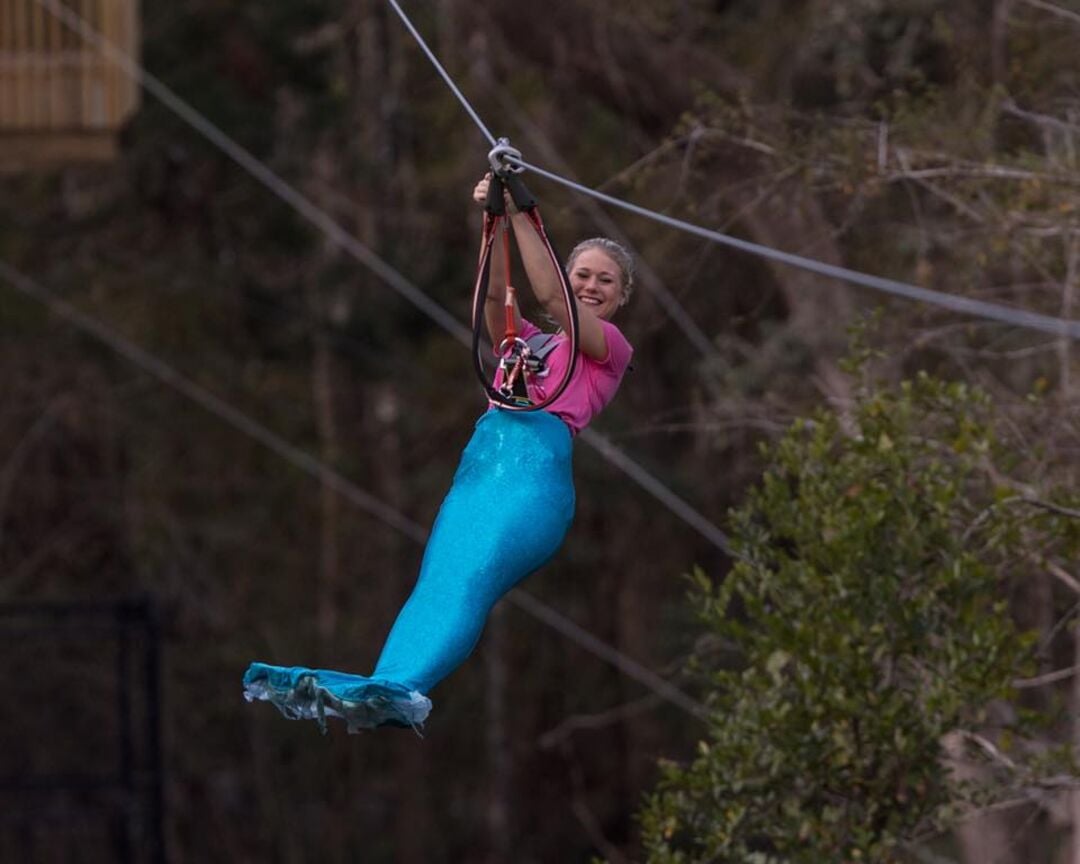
[488,137,524,176]
[496,335,531,360]
[496,336,532,399]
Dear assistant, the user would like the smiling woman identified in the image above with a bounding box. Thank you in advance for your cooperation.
[567,238,635,313]
[243,173,635,733]
[567,242,633,321]
[476,171,635,432]
[477,172,636,363]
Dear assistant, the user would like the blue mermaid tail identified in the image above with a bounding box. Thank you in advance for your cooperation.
[242,664,432,733]
[243,408,575,732]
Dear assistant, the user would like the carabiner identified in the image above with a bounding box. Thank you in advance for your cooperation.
[488,137,524,177]
[497,337,533,402]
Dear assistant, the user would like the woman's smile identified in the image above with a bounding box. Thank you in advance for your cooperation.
[570,249,623,320]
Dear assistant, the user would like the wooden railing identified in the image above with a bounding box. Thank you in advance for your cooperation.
[0,0,139,164]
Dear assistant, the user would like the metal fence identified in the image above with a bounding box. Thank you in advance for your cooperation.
[0,597,165,864]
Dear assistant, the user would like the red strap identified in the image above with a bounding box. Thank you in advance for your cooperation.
[501,225,516,345]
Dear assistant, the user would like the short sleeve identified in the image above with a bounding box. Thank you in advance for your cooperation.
[598,319,633,376]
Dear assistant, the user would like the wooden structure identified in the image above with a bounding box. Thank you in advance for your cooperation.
[0,0,140,168]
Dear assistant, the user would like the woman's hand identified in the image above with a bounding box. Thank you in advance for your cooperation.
[473,172,517,213]
[472,173,492,208]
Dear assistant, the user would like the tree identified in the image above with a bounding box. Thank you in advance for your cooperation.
[638,356,1080,862]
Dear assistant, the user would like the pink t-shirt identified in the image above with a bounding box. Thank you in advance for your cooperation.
[493,318,633,435]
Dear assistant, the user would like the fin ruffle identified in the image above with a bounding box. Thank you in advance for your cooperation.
[243,662,431,734]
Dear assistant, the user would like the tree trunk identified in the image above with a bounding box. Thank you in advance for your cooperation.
[1068,619,1080,863]
[737,184,854,410]
[1060,234,1077,398]
[991,0,1015,87]
[485,602,513,863]
[310,288,343,649]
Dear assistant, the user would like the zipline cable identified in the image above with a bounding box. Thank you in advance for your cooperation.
[0,260,428,544]
[485,83,721,363]
[507,591,707,718]
[29,0,471,348]
[501,167,1080,342]
[29,0,730,556]
[0,258,708,721]
[384,0,1080,342]
[577,428,731,553]
[385,0,498,147]
[380,2,720,362]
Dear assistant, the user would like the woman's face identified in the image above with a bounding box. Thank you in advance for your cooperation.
[569,248,624,320]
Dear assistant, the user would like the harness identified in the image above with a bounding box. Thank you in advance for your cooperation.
[470,139,579,411]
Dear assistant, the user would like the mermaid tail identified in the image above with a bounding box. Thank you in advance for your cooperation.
[244,409,575,732]
[242,664,431,733]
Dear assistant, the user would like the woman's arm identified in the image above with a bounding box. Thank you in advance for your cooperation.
[473,174,522,347]
[507,213,610,360]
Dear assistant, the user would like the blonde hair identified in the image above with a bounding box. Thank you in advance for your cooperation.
[567,238,635,306]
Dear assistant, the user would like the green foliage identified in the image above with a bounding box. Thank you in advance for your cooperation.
[638,369,1073,863]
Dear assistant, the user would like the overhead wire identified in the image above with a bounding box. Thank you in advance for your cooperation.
[39,0,1065,712]
[28,0,730,556]
[21,0,732,716]
[385,0,498,147]
[381,1,1080,342]
[0,260,429,545]
[484,82,721,363]
[29,0,471,348]
[0,259,708,721]
[383,4,703,365]
[505,156,1080,342]
[26,0,1065,721]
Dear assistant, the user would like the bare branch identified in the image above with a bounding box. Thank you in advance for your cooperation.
[538,693,665,750]
[895,149,989,224]
[1048,562,1080,598]
[1019,498,1080,521]
[1017,0,1080,27]
[885,166,1080,185]
[1014,664,1080,689]
[955,729,1019,771]
[1061,233,1078,396]
[1002,98,1080,133]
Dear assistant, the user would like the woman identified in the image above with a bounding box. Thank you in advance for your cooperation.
[243,175,634,732]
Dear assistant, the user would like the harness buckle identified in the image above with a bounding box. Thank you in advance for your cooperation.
[488,137,524,177]
[496,336,533,401]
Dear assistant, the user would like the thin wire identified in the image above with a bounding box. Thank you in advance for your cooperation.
[31,0,729,557]
[507,592,708,719]
[506,156,1080,342]
[1018,0,1080,28]
[0,260,430,545]
[384,0,497,147]
[578,428,731,554]
[0,259,708,721]
[384,0,1080,342]
[486,83,721,362]
[382,0,715,363]
[30,0,726,707]
[373,6,721,365]
[30,0,471,347]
